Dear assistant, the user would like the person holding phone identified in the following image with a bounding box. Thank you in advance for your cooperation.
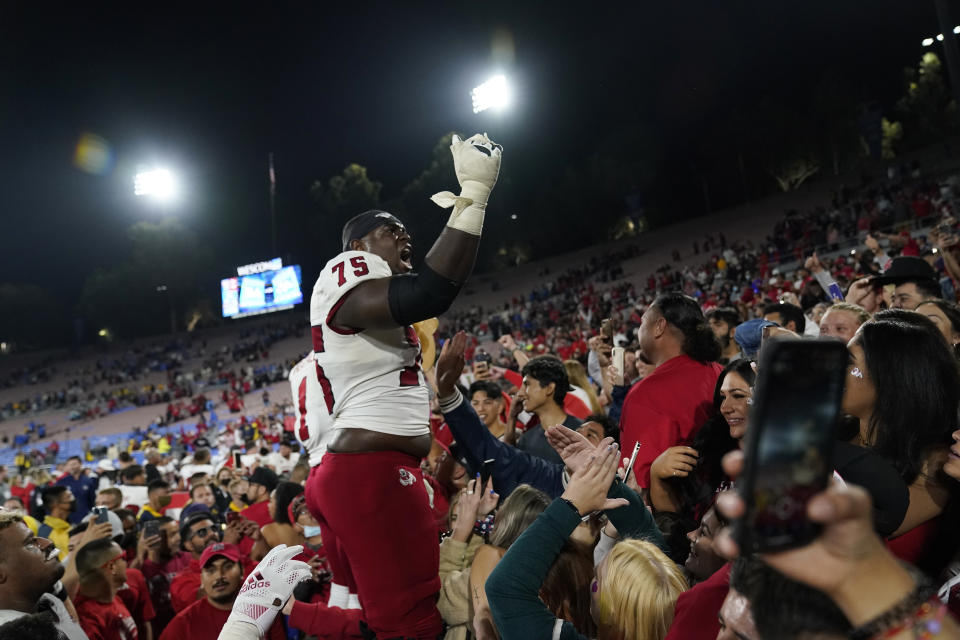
[714,450,960,640]
[302,133,501,639]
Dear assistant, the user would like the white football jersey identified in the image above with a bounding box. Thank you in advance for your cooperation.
[289,352,334,466]
[307,250,430,438]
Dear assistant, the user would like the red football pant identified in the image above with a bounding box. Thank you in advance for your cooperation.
[305,450,442,639]
[307,465,358,596]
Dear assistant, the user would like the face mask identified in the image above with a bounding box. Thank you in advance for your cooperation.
[157,495,172,508]
[303,525,322,538]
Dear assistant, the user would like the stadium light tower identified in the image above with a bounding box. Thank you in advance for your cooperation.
[134,168,179,201]
[471,74,510,113]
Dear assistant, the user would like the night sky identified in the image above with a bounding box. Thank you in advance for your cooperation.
[0,1,945,317]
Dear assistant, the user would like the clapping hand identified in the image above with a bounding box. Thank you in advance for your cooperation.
[545,424,614,474]
[561,444,629,515]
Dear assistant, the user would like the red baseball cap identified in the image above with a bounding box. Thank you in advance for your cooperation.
[199,542,243,568]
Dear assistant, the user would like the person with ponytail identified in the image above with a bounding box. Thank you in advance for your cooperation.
[620,292,723,491]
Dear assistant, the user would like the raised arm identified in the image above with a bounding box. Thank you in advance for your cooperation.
[332,134,501,331]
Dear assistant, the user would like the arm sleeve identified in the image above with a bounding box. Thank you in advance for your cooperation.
[485,500,587,640]
[619,393,677,489]
[605,478,666,552]
[437,539,474,627]
[440,390,565,498]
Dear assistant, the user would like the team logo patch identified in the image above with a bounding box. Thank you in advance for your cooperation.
[398,468,417,486]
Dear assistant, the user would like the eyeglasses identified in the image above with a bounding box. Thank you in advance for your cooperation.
[190,526,217,539]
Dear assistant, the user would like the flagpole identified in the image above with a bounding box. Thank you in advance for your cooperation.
[269,152,277,256]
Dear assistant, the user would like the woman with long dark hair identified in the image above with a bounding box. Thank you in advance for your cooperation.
[649,359,756,519]
[843,317,959,573]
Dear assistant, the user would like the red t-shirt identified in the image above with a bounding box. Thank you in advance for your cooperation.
[240,500,273,527]
[118,568,155,639]
[664,563,731,640]
[620,354,722,488]
[159,596,285,640]
[74,594,139,640]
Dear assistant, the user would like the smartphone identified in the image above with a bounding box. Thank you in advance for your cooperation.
[233,451,243,469]
[226,511,242,524]
[735,339,847,553]
[611,347,625,386]
[93,506,109,525]
[600,318,613,345]
[826,282,845,303]
[622,442,641,482]
[479,458,495,489]
[143,520,160,540]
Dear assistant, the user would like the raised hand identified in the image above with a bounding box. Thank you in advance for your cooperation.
[224,544,312,638]
[713,451,917,628]
[436,332,467,398]
[477,475,499,516]
[560,444,630,515]
[545,424,612,474]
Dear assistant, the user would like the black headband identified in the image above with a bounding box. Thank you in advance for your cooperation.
[341,210,406,251]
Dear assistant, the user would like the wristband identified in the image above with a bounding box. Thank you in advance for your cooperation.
[850,568,936,640]
[558,497,592,522]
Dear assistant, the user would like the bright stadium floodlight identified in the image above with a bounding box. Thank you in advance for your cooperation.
[471,75,510,114]
[923,37,935,47]
[937,33,945,42]
[134,168,178,200]
[955,26,960,34]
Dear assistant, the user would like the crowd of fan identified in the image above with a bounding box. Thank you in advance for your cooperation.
[0,322,304,424]
[0,166,960,639]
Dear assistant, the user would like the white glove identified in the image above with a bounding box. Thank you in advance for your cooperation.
[431,133,502,235]
[222,544,312,638]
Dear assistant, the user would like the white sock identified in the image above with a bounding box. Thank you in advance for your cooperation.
[347,593,361,610]
[328,583,348,609]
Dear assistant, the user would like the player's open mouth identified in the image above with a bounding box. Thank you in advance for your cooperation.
[399,245,413,263]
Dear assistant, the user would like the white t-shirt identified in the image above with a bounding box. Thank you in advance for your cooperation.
[308,250,430,437]
[267,451,299,476]
[179,463,215,481]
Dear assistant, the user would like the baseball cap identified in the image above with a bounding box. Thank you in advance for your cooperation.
[871,256,939,286]
[341,210,406,251]
[199,542,243,568]
[246,467,279,493]
[734,319,779,359]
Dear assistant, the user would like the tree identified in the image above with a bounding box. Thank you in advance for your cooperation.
[897,52,958,144]
[309,163,382,220]
[78,219,210,338]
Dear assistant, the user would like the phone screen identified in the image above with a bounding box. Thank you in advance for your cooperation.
[95,507,109,524]
[233,452,243,469]
[737,340,847,552]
